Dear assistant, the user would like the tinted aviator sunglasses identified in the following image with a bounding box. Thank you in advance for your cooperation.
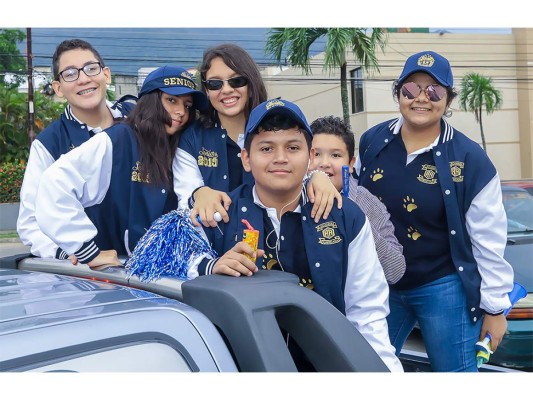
[203,76,249,91]
[401,81,447,102]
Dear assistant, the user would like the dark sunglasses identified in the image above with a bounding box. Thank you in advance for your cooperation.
[203,76,249,91]
[401,81,447,102]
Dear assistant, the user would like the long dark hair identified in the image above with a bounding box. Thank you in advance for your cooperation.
[127,90,196,187]
[199,43,267,127]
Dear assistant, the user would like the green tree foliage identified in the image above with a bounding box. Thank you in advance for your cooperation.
[0,29,26,87]
[459,72,503,151]
[0,84,27,161]
[265,28,388,125]
[0,83,66,163]
[0,160,26,203]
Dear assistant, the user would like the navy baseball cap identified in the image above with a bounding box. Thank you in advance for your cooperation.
[245,98,312,141]
[398,51,454,87]
[138,65,208,110]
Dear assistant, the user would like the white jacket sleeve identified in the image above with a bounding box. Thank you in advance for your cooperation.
[466,174,514,313]
[35,133,113,258]
[344,218,404,372]
[17,140,61,258]
[173,148,205,210]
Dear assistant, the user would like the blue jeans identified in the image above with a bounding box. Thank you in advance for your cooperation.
[387,273,482,372]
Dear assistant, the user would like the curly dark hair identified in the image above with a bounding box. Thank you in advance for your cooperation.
[310,116,355,160]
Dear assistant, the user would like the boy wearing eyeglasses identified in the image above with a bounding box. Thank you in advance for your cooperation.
[354,51,514,371]
[17,39,135,260]
[185,99,403,372]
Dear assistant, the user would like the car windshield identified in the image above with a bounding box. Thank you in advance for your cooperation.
[502,187,533,233]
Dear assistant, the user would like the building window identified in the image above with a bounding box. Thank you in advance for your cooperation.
[350,68,364,114]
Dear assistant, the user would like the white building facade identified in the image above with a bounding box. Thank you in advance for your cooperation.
[263,28,533,180]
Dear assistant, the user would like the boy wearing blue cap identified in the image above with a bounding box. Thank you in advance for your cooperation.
[17,39,135,260]
[187,98,403,372]
[34,65,208,268]
[354,51,514,371]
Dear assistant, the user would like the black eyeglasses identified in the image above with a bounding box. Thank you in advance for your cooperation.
[57,62,103,82]
[203,76,249,91]
[401,81,447,102]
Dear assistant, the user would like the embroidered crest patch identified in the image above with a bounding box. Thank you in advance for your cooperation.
[417,164,438,184]
[316,221,341,245]
[131,161,150,183]
[198,147,219,168]
[450,161,464,182]
[417,53,435,68]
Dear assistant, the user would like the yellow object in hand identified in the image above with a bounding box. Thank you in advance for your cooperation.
[242,219,259,263]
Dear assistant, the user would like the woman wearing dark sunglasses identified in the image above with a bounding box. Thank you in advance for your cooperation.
[354,51,514,372]
[173,43,341,228]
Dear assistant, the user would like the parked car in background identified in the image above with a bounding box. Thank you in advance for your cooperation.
[493,180,533,371]
[502,179,533,196]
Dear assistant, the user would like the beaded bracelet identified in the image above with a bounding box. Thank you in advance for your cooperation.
[306,169,329,180]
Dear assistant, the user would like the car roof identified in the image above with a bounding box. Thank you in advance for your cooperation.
[1,260,391,372]
[0,268,240,372]
[0,268,184,327]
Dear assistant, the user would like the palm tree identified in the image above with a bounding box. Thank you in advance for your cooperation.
[265,28,387,126]
[459,72,503,151]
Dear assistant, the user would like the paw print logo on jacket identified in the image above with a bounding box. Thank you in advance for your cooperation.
[299,278,314,290]
[370,168,384,182]
[403,196,418,212]
[407,226,421,241]
[263,253,279,271]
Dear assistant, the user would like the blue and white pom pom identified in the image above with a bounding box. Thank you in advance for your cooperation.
[125,209,217,282]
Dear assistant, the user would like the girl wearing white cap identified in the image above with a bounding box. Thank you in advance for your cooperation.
[34,65,208,268]
[354,51,514,371]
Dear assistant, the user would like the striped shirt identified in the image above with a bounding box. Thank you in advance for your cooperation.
[349,176,406,284]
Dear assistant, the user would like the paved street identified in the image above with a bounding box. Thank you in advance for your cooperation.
[0,241,29,258]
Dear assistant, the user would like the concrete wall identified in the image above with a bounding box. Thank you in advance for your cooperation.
[114,75,138,98]
[514,28,533,178]
[0,203,19,231]
[264,29,533,180]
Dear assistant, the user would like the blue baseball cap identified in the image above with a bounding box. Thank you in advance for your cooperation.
[138,65,208,110]
[398,51,454,87]
[245,98,312,141]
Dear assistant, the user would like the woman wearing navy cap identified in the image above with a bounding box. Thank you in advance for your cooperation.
[34,65,208,268]
[173,43,341,229]
[354,51,514,371]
